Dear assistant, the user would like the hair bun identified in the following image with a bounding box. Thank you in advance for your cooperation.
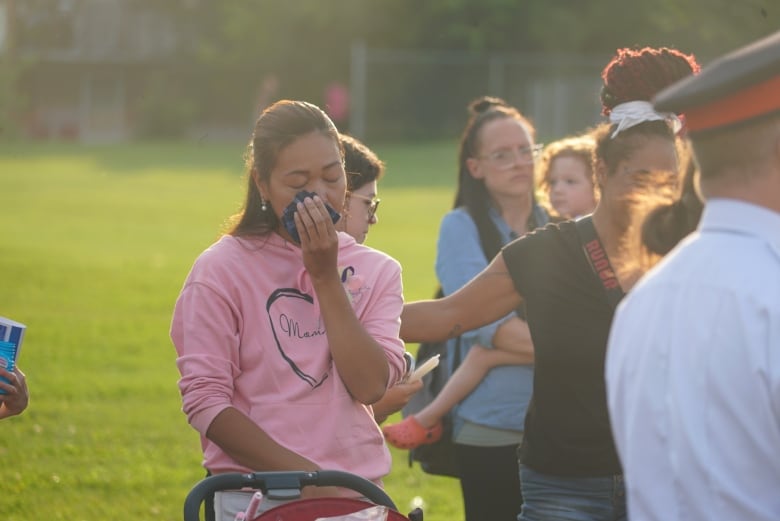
[468,96,508,116]
[642,200,692,256]
[600,47,700,116]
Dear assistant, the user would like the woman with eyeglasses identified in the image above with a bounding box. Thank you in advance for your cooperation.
[396,48,700,521]
[384,96,549,521]
[338,134,384,245]
[338,133,425,423]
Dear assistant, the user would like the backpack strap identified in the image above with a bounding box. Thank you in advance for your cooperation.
[574,216,625,309]
[451,335,462,371]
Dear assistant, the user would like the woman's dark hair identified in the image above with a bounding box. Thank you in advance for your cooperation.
[454,96,536,260]
[226,100,340,237]
[341,134,385,192]
[593,47,700,179]
[641,147,703,256]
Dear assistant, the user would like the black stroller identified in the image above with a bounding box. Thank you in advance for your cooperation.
[183,470,423,521]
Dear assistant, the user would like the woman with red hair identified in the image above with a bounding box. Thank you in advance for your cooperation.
[398,46,699,521]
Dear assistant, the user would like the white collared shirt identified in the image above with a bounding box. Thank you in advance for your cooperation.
[606,199,780,521]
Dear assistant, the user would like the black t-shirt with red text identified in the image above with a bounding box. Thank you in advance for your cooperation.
[502,220,622,477]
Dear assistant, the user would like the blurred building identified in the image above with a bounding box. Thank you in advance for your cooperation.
[2,1,613,144]
[349,42,609,143]
[4,0,187,143]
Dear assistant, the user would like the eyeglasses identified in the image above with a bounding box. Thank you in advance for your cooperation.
[348,193,381,221]
[477,143,544,169]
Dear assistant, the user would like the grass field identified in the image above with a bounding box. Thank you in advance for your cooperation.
[0,140,467,521]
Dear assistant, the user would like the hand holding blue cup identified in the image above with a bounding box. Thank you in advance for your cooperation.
[0,341,17,394]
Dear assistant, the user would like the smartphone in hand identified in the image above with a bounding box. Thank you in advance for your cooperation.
[407,354,440,383]
[281,190,341,243]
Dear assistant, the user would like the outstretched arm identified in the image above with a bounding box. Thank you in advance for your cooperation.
[401,253,523,343]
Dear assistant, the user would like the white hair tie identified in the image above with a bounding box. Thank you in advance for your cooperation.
[609,100,681,139]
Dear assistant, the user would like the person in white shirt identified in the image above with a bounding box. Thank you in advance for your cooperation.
[606,30,780,521]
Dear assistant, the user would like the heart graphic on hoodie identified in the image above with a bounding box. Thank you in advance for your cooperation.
[266,287,330,389]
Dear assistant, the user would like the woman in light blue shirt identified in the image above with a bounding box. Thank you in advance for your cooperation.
[385,96,549,521]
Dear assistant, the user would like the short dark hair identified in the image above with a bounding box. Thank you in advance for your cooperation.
[341,134,385,192]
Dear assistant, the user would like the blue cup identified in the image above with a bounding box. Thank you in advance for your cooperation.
[0,340,17,394]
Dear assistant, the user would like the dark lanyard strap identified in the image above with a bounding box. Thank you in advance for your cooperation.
[575,216,625,309]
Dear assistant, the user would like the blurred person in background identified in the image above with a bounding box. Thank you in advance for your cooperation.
[396,47,700,521]
[254,73,280,119]
[384,96,549,521]
[607,31,780,521]
[325,81,350,132]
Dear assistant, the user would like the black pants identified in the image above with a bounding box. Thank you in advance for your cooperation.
[455,442,523,521]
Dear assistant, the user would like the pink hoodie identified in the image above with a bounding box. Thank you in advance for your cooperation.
[171,232,406,482]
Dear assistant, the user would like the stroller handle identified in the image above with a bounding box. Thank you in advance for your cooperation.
[183,470,398,521]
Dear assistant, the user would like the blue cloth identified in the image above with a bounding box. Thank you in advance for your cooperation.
[519,465,627,521]
[435,205,545,434]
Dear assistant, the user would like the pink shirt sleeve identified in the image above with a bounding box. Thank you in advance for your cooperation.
[340,252,407,387]
[171,278,242,434]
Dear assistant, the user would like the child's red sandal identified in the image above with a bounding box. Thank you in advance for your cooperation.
[382,416,443,449]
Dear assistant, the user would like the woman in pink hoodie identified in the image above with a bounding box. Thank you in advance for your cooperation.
[171,100,407,521]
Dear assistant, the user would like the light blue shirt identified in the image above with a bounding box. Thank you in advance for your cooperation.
[436,205,545,436]
[606,199,780,521]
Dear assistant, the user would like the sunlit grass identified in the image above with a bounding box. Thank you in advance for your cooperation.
[0,141,463,521]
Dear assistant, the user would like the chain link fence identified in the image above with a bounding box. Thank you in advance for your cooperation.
[349,41,612,142]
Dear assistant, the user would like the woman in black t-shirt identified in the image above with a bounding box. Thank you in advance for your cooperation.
[400,47,700,521]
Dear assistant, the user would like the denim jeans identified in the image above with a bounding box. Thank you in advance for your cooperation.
[518,465,627,521]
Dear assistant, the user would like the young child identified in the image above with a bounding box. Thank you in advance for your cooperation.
[537,134,598,219]
[383,334,532,448]
[382,135,599,450]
